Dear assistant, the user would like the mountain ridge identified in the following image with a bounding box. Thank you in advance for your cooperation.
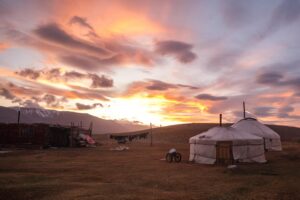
[0,106,148,134]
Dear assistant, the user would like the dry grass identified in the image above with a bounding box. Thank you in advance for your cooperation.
[0,124,300,200]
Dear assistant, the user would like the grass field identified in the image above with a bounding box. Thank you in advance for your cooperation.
[0,124,300,200]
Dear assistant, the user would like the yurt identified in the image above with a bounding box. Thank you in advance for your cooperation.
[232,118,282,151]
[189,115,266,164]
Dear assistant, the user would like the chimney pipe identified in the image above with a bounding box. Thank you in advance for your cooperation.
[219,114,222,127]
[243,101,246,119]
[17,110,21,124]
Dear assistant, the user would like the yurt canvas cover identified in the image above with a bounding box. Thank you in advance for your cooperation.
[232,118,282,151]
[189,126,266,164]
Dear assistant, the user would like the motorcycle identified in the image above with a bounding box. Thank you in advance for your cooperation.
[165,151,182,163]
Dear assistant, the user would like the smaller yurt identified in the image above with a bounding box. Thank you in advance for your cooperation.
[232,118,282,151]
[189,115,266,164]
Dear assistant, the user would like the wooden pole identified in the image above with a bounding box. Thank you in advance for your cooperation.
[150,123,153,146]
[17,110,20,124]
[17,108,21,139]
[243,101,246,119]
[89,122,93,136]
[219,114,222,127]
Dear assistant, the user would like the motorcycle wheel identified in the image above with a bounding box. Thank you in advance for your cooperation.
[166,153,173,162]
[174,153,182,162]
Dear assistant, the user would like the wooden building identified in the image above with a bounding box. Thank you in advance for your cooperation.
[0,123,93,149]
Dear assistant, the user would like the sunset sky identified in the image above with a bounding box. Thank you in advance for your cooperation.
[0,0,300,127]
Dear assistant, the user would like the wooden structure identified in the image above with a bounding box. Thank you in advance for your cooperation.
[0,123,93,149]
[216,141,233,165]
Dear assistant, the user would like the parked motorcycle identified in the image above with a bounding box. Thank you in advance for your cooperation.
[165,148,182,163]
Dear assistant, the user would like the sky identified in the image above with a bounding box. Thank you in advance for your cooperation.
[0,0,300,127]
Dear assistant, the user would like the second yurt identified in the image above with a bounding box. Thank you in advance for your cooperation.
[232,118,282,151]
[189,123,266,164]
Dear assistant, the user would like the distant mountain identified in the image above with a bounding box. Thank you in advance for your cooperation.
[0,106,148,134]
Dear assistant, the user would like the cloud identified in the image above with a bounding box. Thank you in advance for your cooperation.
[58,53,120,71]
[41,94,67,108]
[6,82,43,97]
[269,0,300,30]
[3,25,119,71]
[284,77,300,89]
[146,80,178,91]
[160,102,206,122]
[277,105,294,118]
[76,102,103,110]
[258,0,300,40]
[64,71,86,79]
[126,79,198,94]
[257,71,300,89]
[195,93,228,101]
[177,84,199,90]
[0,87,16,100]
[207,49,242,69]
[0,80,110,110]
[16,68,114,88]
[34,23,111,56]
[256,72,283,85]
[277,105,300,119]
[19,99,42,108]
[48,87,110,101]
[16,68,41,79]
[31,22,156,70]
[221,0,251,28]
[254,106,275,117]
[154,40,197,63]
[89,74,113,88]
[0,42,10,51]
[5,21,194,71]
[0,83,67,108]
[69,16,94,32]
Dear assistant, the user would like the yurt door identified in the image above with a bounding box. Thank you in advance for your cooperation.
[216,141,233,165]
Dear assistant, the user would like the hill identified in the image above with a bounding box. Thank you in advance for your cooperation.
[114,123,300,144]
[0,106,148,134]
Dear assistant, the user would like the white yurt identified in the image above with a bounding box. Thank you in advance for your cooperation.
[189,124,266,164]
[232,118,282,151]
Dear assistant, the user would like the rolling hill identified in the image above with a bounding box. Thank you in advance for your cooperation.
[111,123,300,144]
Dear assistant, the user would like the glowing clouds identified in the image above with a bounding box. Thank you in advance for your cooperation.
[118,79,208,124]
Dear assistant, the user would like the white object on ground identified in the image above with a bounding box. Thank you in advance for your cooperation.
[0,151,12,154]
[227,165,237,169]
[169,148,176,153]
[110,146,130,151]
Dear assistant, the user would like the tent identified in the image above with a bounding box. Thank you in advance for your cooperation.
[232,118,282,151]
[189,126,266,164]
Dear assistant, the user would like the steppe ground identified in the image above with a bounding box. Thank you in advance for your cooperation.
[0,124,300,200]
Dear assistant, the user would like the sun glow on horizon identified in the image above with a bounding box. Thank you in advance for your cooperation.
[87,94,208,126]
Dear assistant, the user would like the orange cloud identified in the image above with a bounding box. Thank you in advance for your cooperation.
[0,42,10,51]
[52,0,165,37]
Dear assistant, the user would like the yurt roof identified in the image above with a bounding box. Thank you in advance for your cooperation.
[232,118,280,139]
[189,126,263,144]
